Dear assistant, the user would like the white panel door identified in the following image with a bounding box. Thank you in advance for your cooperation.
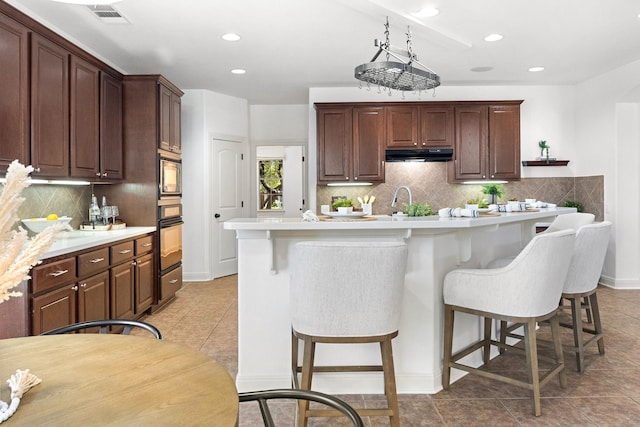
[212,139,245,278]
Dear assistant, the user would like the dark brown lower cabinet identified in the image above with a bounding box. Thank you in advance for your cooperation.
[134,253,154,314]
[32,284,77,335]
[77,271,109,333]
[110,261,135,321]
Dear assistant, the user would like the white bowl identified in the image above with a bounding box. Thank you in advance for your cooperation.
[21,217,72,233]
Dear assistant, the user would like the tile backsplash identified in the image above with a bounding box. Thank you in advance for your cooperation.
[17,185,92,231]
[317,162,604,220]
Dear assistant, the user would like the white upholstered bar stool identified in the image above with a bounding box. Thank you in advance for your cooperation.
[290,241,407,427]
[486,212,594,270]
[442,229,575,416]
[558,221,611,372]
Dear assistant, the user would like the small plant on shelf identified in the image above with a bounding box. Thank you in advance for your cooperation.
[562,200,584,212]
[538,140,550,160]
[403,202,432,217]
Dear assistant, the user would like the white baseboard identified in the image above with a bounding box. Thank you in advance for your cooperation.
[600,275,640,290]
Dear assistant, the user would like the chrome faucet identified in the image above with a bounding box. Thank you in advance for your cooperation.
[391,185,412,208]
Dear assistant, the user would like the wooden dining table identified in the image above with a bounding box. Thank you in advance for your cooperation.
[0,334,239,426]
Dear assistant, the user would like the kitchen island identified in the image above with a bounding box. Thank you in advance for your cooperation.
[225,208,575,394]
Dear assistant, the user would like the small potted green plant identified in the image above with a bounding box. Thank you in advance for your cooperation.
[332,198,353,214]
[481,184,505,204]
[562,200,584,212]
[403,202,432,217]
[465,198,479,211]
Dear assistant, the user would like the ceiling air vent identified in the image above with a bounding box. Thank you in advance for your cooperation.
[86,5,130,24]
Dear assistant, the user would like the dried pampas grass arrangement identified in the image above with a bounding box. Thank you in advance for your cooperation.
[0,160,66,303]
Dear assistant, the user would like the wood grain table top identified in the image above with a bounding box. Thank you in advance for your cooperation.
[0,334,238,426]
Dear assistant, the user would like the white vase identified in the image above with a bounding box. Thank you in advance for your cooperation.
[337,207,353,214]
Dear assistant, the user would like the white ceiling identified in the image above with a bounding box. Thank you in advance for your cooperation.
[6,0,640,105]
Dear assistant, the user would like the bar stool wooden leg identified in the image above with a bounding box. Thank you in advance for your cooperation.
[523,319,542,416]
[291,330,299,387]
[297,336,315,427]
[380,338,400,427]
[570,296,586,372]
[549,314,567,388]
[483,317,492,364]
[589,293,605,355]
[499,320,507,354]
[442,305,454,389]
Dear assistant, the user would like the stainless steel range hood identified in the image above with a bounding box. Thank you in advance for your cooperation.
[385,148,453,162]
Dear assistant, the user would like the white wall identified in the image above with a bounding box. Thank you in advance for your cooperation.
[182,89,249,281]
[572,59,640,287]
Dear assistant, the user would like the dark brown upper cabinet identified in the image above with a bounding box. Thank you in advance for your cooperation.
[449,101,522,182]
[159,83,181,154]
[316,104,385,184]
[70,55,100,179]
[99,73,123,180]
[385,104,454,149]
[31,34,70,177]
[0,13,29,170]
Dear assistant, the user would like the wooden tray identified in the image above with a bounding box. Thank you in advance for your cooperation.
[319,216,377,222]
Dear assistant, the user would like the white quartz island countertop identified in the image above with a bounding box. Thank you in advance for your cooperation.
[225,208,576,395]
[41,226,157,259]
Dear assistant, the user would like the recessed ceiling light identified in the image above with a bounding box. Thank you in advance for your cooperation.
[221,33,241,42]
[471,66,493,72]
[529,66,545,72]
[51,0,122,4]
[231,69,246,75]
[484,34,503,42]
[414,7,439,18]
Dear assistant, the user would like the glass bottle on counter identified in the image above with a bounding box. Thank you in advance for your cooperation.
[89,194,101,225]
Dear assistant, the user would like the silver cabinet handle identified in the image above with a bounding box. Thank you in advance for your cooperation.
[142,243,152,247]
[80,283,87,288]
[71,285,78,291]
[95,172,101,176]
[49,269,69,277]
[90,258,105,263]
[119,249,132,254]
[169,279,178,284]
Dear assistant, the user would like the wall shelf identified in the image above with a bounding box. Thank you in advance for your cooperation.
[522,160,570,167]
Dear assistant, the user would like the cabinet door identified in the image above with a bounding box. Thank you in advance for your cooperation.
[353,106,385,182]
[135,253,154,314]
[100,73,123,179]
[419,105,454,148]
[0,14,29,169]
[489,105,521,180]
[158,83,172,152]
[317,107,352,182]
[31,34,70,177]
[110,261,135,320]
[77,271,109,329]
[70,55,100,178]
[170,92,182,153]
[453,106,488,181]
[32,284,77,335]
[386,106,418,148]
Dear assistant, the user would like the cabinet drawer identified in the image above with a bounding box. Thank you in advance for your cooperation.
[160,266,182,300]
[111,240,135,265]
[135,235,154,255]
[77,247,109,278]
[32,257,77,295]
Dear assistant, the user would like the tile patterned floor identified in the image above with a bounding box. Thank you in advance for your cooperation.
[139,277,640,426]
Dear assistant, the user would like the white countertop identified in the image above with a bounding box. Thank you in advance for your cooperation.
[224,208,575,231]
[42,226,157,259]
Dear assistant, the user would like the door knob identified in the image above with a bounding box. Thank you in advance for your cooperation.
[214,213,221,218]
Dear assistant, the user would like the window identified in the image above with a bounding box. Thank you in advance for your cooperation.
[258,159,283,210]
